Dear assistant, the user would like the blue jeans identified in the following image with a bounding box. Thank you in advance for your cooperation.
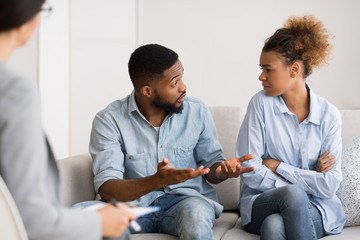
[132,194,215,240]
[244,185,326,240]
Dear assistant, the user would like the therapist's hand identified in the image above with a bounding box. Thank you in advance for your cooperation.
[98,202,137,238]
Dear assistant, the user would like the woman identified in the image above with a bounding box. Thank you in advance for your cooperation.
[0,0,135,239]
[236,15,346,240]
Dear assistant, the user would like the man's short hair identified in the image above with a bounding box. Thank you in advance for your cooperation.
[128,44,179,91]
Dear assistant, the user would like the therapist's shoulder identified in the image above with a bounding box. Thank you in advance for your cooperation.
[0,65,40,118]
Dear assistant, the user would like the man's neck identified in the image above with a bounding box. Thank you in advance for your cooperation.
[135,92,168,127]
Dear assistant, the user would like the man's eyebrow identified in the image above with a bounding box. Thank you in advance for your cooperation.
[169,69,184,82]
[170,74,181,82]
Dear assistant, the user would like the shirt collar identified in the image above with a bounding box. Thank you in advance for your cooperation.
[127,90,176,121]
[274,84,321,125]
[128,90,140,114]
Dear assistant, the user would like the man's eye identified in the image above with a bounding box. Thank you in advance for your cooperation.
[171,81,178,87]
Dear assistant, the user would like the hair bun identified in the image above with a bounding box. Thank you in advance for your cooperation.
[283,15,332,68]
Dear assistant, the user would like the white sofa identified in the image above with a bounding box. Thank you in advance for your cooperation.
[57,107,360,240]
[1,107,359,239]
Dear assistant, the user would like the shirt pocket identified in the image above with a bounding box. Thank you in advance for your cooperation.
[124,152,148,178]
[175,146,196,169]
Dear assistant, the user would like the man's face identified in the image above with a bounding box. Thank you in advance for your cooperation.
[152,60,187,113]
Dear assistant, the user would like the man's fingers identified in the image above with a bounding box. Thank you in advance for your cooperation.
[237,154,254,163]
[158,158,169,169]
[241,166,255,174]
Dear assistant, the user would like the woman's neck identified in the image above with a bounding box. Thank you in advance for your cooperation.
[282,81,310,123]
[0,30,18,63]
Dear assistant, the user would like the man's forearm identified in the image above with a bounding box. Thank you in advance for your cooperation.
[205,162,226,184]
[99,175,162,202]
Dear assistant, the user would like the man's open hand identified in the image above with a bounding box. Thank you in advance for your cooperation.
[155,158,210,187]
[216,154,254,180]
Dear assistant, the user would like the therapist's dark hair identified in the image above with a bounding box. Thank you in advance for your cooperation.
[262,15,332,78]
[128,44,179,91]
[0,0,45,32]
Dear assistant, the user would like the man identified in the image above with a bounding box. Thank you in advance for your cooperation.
[90,44,254,240]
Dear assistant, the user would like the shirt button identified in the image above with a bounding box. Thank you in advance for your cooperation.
[160,145,162,148]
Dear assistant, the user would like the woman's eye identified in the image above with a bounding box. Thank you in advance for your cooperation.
[171,81,178,87]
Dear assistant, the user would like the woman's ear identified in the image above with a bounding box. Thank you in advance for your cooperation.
[290,62,301,78]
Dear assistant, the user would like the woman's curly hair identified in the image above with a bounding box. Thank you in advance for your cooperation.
[263,15,332,78]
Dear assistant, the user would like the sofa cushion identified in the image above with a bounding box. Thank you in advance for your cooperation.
[337,136,360,227]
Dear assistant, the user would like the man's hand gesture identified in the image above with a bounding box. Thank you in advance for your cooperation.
[155,158,210,188]
[215,154,254,180]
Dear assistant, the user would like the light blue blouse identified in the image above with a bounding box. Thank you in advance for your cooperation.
[236,86,346,234]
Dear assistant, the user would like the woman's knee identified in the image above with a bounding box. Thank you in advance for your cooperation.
[260,214,286,240]
[280,185,309,206]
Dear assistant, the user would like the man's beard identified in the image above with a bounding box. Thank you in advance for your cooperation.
[152,91,185,114]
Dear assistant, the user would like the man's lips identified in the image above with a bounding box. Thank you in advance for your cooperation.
[177,92,186,101]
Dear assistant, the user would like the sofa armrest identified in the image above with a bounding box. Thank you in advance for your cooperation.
[57,153,96,206]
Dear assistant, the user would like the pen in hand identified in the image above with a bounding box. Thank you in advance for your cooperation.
[110,198,142,232]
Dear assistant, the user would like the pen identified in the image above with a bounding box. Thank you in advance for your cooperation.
[110,198,142,232]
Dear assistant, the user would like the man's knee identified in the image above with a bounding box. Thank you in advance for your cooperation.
[176,197,215,239]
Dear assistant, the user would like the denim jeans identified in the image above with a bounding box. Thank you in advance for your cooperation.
[132,194,215,240]
[244,185,326,240]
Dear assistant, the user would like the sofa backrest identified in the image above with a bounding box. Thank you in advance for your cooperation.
[58,154,96,206]
[340,110,360,146]
[209,106,246,210]
[57,108,360,210]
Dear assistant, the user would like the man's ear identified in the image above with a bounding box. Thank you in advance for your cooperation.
[140,86,153,98]
[290,62,301,78]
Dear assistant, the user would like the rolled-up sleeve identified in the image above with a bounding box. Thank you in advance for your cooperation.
[90,112,125,193]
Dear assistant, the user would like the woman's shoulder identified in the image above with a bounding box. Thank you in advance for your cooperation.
[0,64,40,119]
[314,93,340,119]
[248,90,274,109]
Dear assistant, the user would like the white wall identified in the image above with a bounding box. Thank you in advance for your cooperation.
[38,0,70,159]
[137,0,360,110]
[7,31,38,84]
[69,0,136,155]
[7,0,360,158]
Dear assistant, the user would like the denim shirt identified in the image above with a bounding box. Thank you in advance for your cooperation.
[236,87,346,234]
[90,91,225,217]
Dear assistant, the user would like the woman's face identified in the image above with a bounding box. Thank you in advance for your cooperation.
[259,51,296,96]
